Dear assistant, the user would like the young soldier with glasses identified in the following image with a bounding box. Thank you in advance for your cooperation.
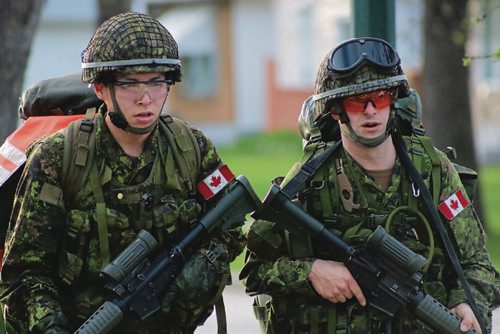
[0,12,245,333]
[241,37,499,334]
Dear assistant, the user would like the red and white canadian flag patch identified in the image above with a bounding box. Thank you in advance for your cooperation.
[438,189,470,220]
[197,165,235,200]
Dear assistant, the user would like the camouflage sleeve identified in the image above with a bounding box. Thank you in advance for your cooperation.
[436,151,500,327]
[191,127,245,261]
[239,219,316,298]
[1,133,70,332]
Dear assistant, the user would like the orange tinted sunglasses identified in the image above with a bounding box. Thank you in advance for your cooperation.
[342,91,393,113]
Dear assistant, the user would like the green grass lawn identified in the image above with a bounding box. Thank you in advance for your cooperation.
[219,131,500,270]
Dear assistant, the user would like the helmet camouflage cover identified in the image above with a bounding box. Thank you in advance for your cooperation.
[81,12,182,83]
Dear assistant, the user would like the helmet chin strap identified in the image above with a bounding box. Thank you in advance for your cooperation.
[108,86,159,135]
[338,103,396,148]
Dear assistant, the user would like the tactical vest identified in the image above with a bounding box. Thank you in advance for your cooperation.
[258,135,463,334]
[58,112,234,333]
[54,110,201,286]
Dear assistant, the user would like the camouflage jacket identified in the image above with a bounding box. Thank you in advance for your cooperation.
[240,139,499,334]
[0,110,245,334]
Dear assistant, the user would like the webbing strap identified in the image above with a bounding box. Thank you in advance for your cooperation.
[318,166,334,218]
[309,307,320,334]
[89,161,110,267]
[281,141,342,198]
[158,116,200,195]
[418,136,441,204]
[393,131,487,334]
[326,306,337,333]
[62,108,97,205]
[215,295,227,334]
[408,136,424,211]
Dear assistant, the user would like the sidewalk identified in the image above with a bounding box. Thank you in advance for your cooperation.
[196,273,500,333]
[196,274,260,333]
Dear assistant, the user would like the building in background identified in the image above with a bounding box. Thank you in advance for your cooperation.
[24,0,500,163]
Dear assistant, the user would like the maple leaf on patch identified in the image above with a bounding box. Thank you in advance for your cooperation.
[209,175,222,187]
[450,199,459,210]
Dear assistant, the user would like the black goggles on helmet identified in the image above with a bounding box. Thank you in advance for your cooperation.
[328,37,400,74]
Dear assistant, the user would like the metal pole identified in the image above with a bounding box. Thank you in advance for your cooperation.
[352,0,395,46]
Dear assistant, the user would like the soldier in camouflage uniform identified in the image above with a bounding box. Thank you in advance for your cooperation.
[240,37,499,333]
[0,12,244,333]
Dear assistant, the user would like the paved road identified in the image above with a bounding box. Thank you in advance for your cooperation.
[196,273,500,333]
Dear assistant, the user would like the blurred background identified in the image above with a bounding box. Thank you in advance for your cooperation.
[2,0,499,153]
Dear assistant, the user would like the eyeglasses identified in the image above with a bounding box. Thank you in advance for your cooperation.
[328,37,400,74]
[112,79,172,99]
[341,91,393,113]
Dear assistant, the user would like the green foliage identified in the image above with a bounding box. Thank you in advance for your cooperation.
[464,3,500,66]
[226,131,500,270]
[463,49,500,67]
[493,48,500,61]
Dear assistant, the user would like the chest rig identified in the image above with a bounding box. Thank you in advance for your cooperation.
[58,110,201,285]
[285,135,441,267]
[258,136,447,334]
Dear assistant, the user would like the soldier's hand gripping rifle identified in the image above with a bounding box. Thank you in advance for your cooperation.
[75,176,261,334]
[253,183,478,334]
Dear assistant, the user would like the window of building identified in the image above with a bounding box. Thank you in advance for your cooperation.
[158,4,218,98]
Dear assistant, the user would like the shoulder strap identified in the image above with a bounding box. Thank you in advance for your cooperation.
[393,130,488,334]
[61,108,111,267]
[281,140,342,198]
[158,115,201,194]
[418,135,441,204]
[62,108,97,205]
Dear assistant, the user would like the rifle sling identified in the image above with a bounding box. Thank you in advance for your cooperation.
[393,131,487,334]
[281,140,342,198]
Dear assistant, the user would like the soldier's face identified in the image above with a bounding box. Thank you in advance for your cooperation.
[335,91,392,140]
[95,72,170,129]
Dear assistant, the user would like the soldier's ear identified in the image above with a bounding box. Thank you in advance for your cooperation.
[93,83,105,100]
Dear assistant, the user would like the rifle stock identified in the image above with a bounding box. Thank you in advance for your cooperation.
[253,183,477,334]
[75,176,261,334]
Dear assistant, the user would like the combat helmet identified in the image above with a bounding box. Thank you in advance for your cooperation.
[307,37,410,146]
[81,12,181,84]
[81,12,181,135]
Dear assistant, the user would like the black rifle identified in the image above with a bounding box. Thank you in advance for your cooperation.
[253,183,478,334]
[75,176,261,334]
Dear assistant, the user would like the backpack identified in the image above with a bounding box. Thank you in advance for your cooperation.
[0,73,201,266]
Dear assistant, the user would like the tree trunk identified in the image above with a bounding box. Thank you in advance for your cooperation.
[422,0,486,225]
[98,0,132,26]
[0,0,45,142]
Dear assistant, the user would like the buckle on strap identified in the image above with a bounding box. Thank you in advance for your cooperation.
[79,118,94,133]
[205,249,217,264]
